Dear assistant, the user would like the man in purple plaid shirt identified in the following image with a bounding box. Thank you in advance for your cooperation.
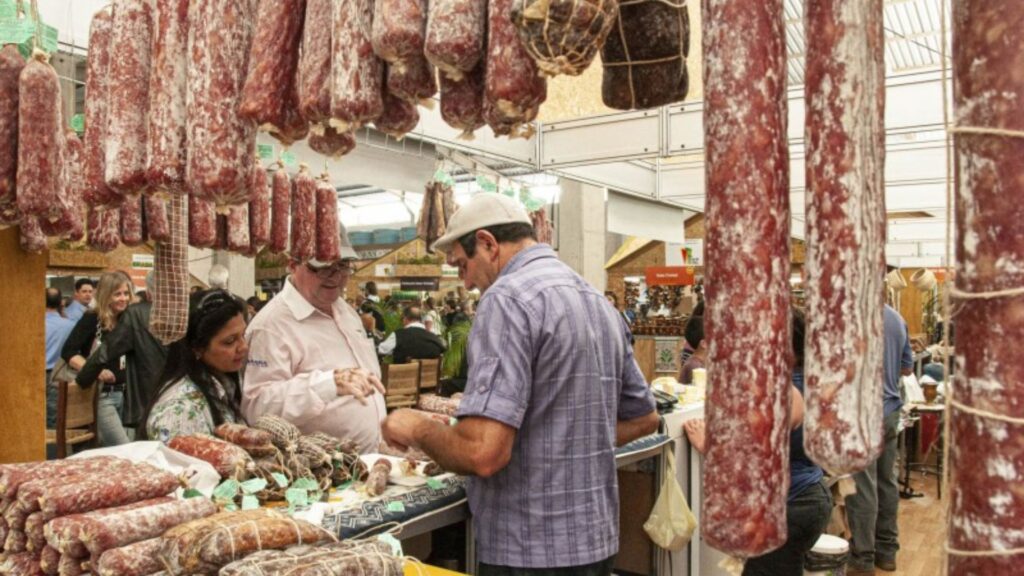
[383,194,658,575]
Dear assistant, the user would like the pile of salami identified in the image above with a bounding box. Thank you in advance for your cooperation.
[219,539,403,576]
[417,181,456,250]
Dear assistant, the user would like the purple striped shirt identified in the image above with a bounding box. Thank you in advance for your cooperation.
[456,244,655,568]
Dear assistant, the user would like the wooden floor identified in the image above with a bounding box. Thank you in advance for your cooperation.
[890,470,947,576]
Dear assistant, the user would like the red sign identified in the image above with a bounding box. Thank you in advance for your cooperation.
[645,266,696,286]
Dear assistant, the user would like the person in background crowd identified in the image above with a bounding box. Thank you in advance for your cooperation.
[679,301,705,366]
[61,271,133,447]
[378,305,446,364]
[442,299,459,328]
[383,194,658,575]
[64,278,95,323]
[190,285,202,295]
[44,288,75,430]
[132,289,147,304]
[246,296,264,319]
[422,297,443,336]
[846,304,913,575]
[605,292,633,326]
[678,314,707,384]
[359,296,386,334]
[685,310,830,576]
[208,264,230,290]
[140,290,248,441]
[364,280,380,303]
[243,225,386,454]
[78,271,169,436]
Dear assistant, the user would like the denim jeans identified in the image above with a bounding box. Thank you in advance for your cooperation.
[478,556,615,576]
[743,480,834,576]
[46,373,58,459]
[97,388,130,447]
[846,409,901,569]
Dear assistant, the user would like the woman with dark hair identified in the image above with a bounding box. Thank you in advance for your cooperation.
[140,290,248,442]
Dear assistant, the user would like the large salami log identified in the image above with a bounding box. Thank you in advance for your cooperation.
[387,54,437,106]
[186,0,258,208]
[296,0,332,123]
[484,0,547,138]
[86,207,121,253]
[289,166,317,262]
[0,44,25,208]
[60,132,86,242]
[81,498,218,557]
[371,0,427,71]
[16,53,64,223]
[249,164,271,250]
[226,204,251,253]
[144,195,171,242]
[146,0,189,194]
[315,177,341,262]
[105,0,153,194]
[219,541,402,575]
[149,194,189,345]
[374,87,419,139]
[947,3,1024,574]
[120,195,145,247]
[308,123,356,158]
[700,0,791,558]
[425,0,486,81]
[82,8,121,209]
[441,63,485,139]
[511,0,619,77]
[167,435,254,479]
[18,215,46,254]
[94,537,163,576]
[268,167,291,254]
[239,0,307,137]
[44,498,172,558]
[329,0,384,132]
[38,464,179,518]
[802,0,886,475]
[40,132,81,239]
[188,195,217,248]
[601,0,689,110]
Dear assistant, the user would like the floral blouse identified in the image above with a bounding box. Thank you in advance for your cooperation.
[147,374,239,443]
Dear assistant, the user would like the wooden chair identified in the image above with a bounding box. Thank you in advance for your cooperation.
[384,362,420,410]
[45,380,99,458]
[418,358,441,391]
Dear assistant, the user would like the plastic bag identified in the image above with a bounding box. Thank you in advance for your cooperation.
[643,447,697,551]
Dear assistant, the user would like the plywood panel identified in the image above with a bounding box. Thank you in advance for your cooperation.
[0,227,47,463]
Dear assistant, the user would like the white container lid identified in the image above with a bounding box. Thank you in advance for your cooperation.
[810,534,850,555]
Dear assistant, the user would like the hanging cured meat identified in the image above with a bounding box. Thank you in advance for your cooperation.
[374,86,419,140]
[83,8,121,209]
[484,0,547,138]
[511,0,619,77]
[186,0,258,208]
[425,0,486,81]
[947,3,1024,574]
[601,0,689,110]
[440,63,485,139]
[531,207,553,245]
[61,132,86,242]
[149,195,189,345]
[387,54,438,107]
[701,0,791,558]
[239,0,308,142]
[249,164,271,251]
[268,166,291,254]
[315,177,341,262]
[120,195,145,247]
[0,44,24,210]
[330,0,384,133]
[19,215,46,254]
[289,165,317,262]
[308,123,357,158]
[86,207,121,253]
[145,195,171,243]
[802,0,886,475]
[297,0,332,123]
[418,181,455,251]
[371,0,427,72]
[105,0,153,194]
[226,204,251,253]
[146,0,189,194]
[16,52,64,224]
[188,195,217,249]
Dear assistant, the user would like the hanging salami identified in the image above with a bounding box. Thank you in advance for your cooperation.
[105,0,153,194]
[188,195,217,249]
[40,131,80,239]
[226,204,251,253]
[371,0,427,71]
[315,177,341,262]
[947,3,1024,573]
[601,0,690,110]
[308,123,357,158]
[144,195,171,242]
[61,132,86,242]
[120,195,145,247]
[239,0,307,138]
[86,207,121,253]
[290,165,317,262]
[701,0,791,558]
[330,0,384,132]
[270,84,311,146]
[802,0,886,475]
[249,164,271,250]
[441,63,485,139]
[19,215,46,254]
[387,54,438,106]
[149,194,189,345]
[511,0,619,77]
[83,8,121,209]
[186,0,258,208]
[146,0,189,194]
[16,52,64,223]
[484,0,547,138]
[0,44,24,208]
[268,166,291,254]
[296,0,332,123]
[374,87,420,139]
[425,0,486,81]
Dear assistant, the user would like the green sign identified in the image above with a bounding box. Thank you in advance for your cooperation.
[475,175,497,193]
[0,15,59,56]
[257,143,274,161]
[0,0,17,20]
[70,113,84,134]
[281,150,297,166]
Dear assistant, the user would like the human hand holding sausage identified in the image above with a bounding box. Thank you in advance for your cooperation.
[334,367,385,405]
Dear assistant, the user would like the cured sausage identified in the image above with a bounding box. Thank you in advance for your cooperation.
[38,464,179,517]
[146,0,189,194]
[0,197,18,227]
[329,0,384,133]
[86,208,121,252]
[226,204,251,253]
[144,195,171,242]
[271,84,311,146]
[371,0,427,71]
[219,540,402,575]
[214,212,228,250]
[374,88,419,139]
[44,498,172,558]
[0,44,25,206]
[186,0,258,208]
[249,165,271,250]
[387,55,437,106]
[484,0,547,138]
[214,423,276,457]
[701,0,791,558]
[440,63,485,139]
[802,0,886,475]
[57,553,83,576]
[268,167,291,254]
[511,0,618,77]
[94,537,163,576]
[60,132,86,242]
[948,3,1024,574]
[81,498,218,558]
[40,545,60,576]
[315,177,341,262]
[296,0,332,123]
[0,552,42,575]
[26,511,47,551]
[425,0,486,81]
[83,8,121,209]
[149,194,189,345]
[289,165,317,262]
[16,53,64,223]
[105,0,153,194]
[365,458,391,497]
[239,0,307,137]
[120,195,145,247]
[188,195,217,249]
[167,435,254,479]
[38,130,74,238]
[308,123,356,158]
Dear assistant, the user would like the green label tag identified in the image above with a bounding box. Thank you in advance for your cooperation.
[377,533,404,556]
[240,478,268,495]
[224,502,239,512]
[271,472,289,488]
[257,143,274,161]
[16,19,57,53]
[281,150,297,166]
[292,477,319,491]
[0,19,29,45]
[0,0,17,20]
[182,488,204,499]
[213,479,240,501]
[334,480,353,491]
[476,176,497,193]
[241,495,260,510]
[70,113,84,133]
[425,477,444,490]
[285,487,309,508]
[386,501,406,513]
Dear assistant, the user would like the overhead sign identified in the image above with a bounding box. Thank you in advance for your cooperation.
[400,277,439,291]
[645,266,696,287]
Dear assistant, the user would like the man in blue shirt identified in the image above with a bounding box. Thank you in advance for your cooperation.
[64,278,95,323]
[45,288,76,429]
[846,304,914,575]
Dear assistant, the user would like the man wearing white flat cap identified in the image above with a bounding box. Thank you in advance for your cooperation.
[383,193,658,574]
[243,221,386,454]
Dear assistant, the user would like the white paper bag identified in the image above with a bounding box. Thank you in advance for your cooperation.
[643,448,697,551]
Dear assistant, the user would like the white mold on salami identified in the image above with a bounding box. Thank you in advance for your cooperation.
[83,8,121,209]
[16,53,64,223]
[105,0,153,194]
[0,44,25,206]
[329,0,384,132]
[240,0,307,138]
[425,0,486,81]
[297,0,333,123]
[146,0,189,194]
[484,0,547,138]
[371,0,427,71]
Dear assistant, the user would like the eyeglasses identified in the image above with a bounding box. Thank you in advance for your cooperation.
[306,261,354,278]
